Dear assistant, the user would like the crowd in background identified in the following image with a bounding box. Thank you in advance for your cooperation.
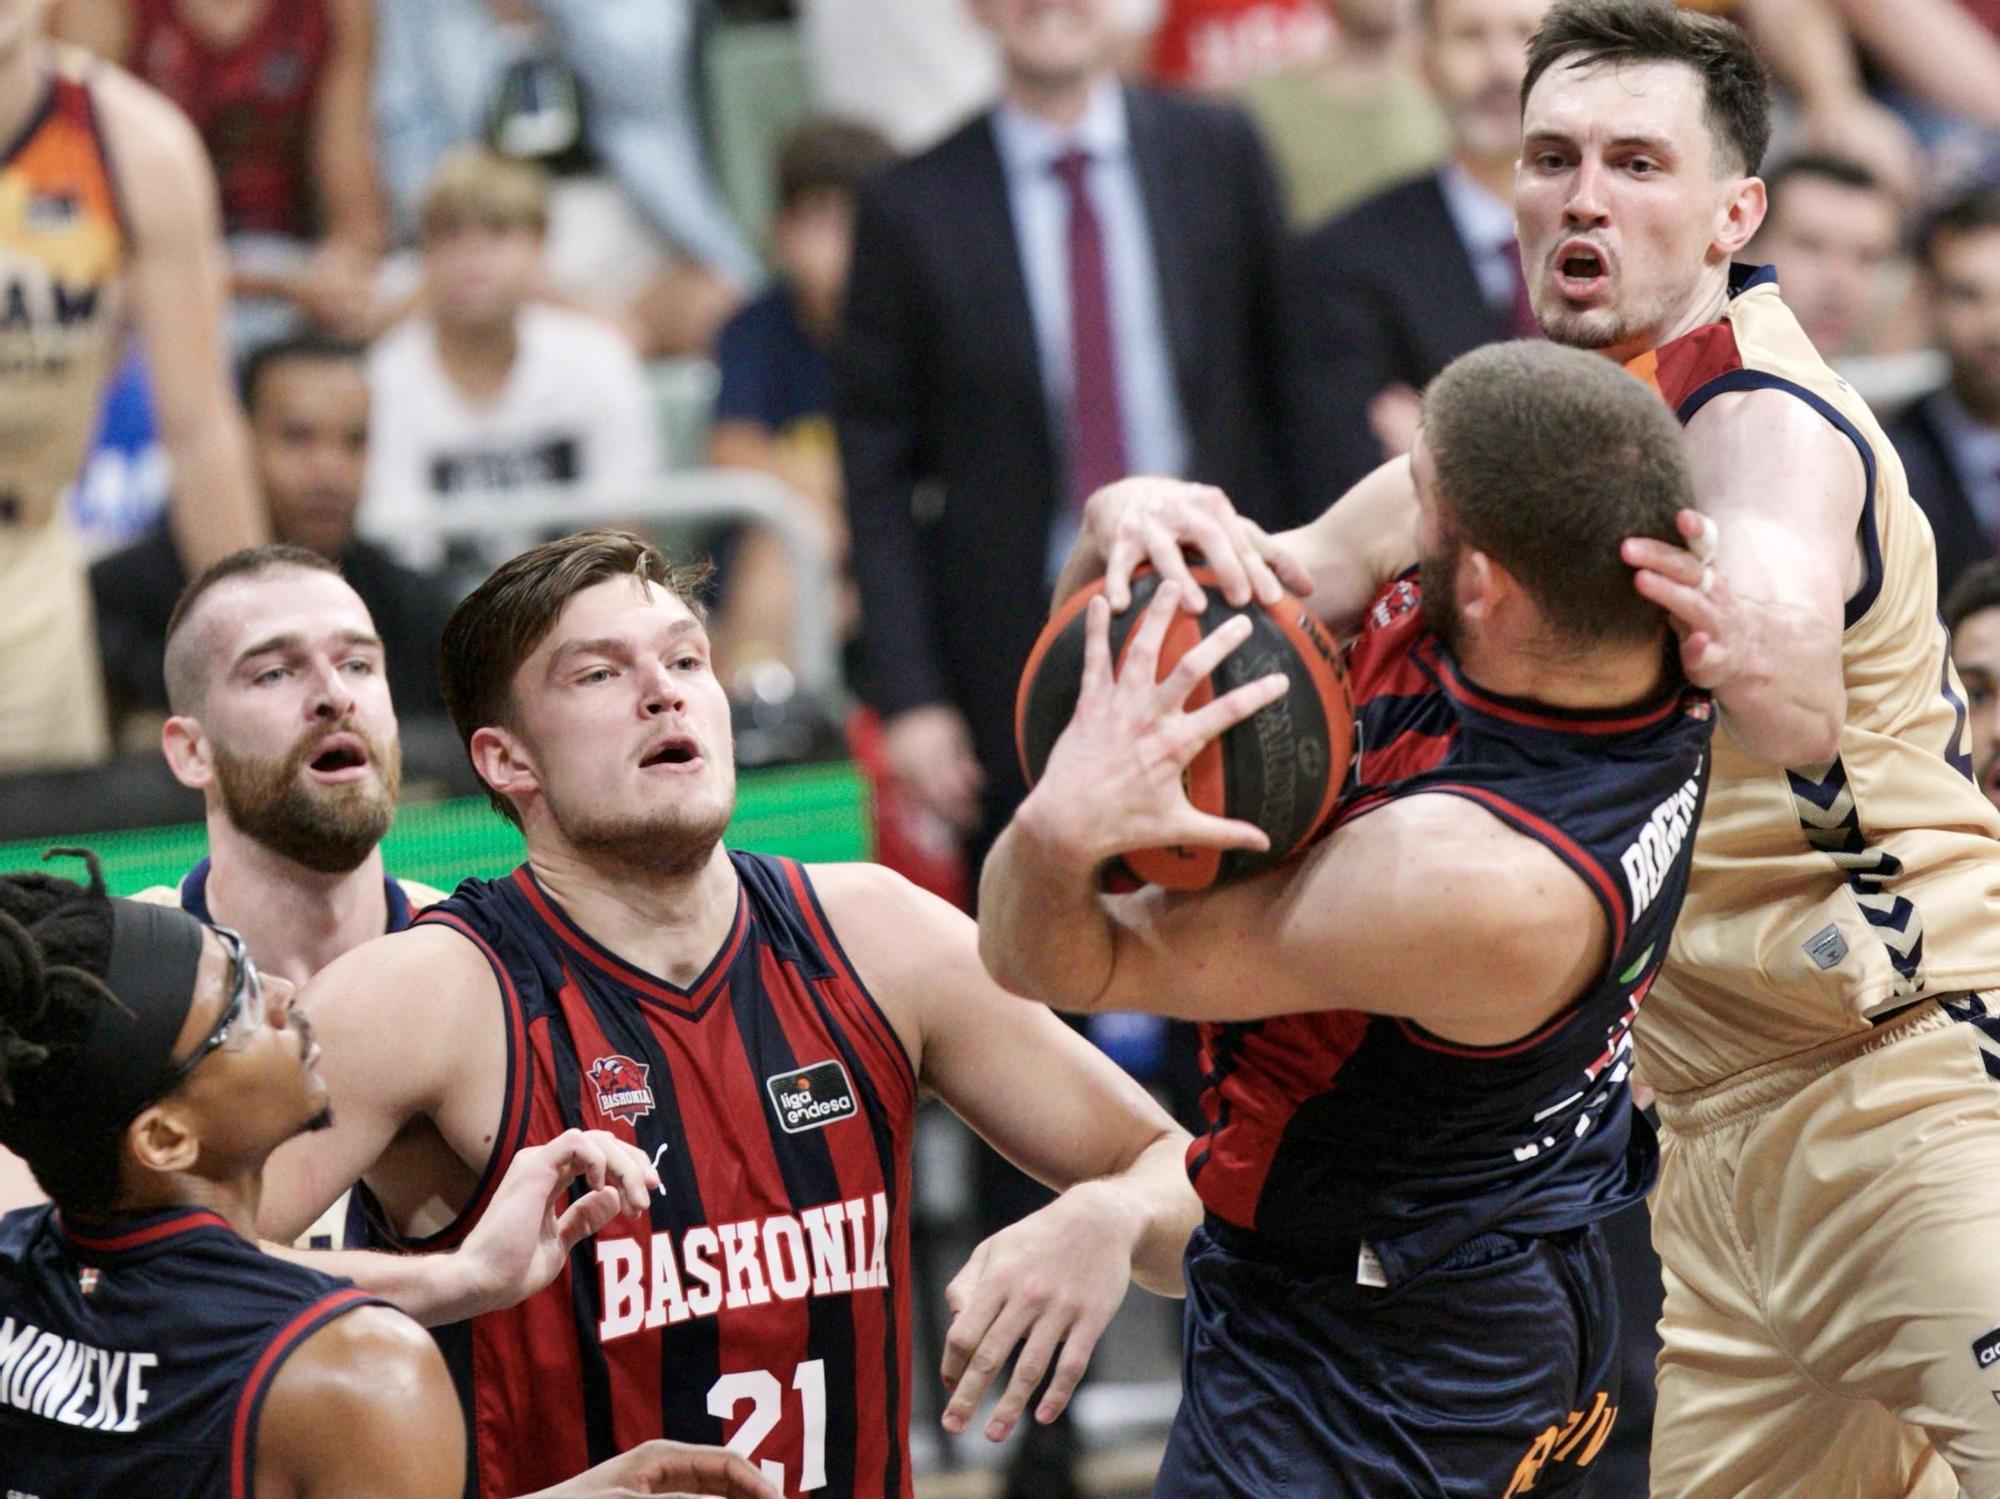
[8,0,1999,849]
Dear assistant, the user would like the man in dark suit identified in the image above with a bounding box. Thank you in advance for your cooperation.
[1297,0,1552,490]
[835,0,1325,875]
[92,336,454,733]
[1887,186,2000,601]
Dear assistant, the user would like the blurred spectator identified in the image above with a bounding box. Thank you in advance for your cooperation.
[374,0,757,356]
[1239,0,1449,227]
[1886,187,2000,601]
[801,0,1001,152]
[53,0,391,348]
[1945,557,2000,809]
[1296,0,1548,491]
[1701,0,1922,197]
[838,0,1323,868]
[1147,0,1332,89]
[707,117,894,686]
[91,335,452,730]
[707,115,969,909]
[0,16,263,773]
[360,148,662,578]
[1827,0,2000,164]
[1750,153,1905,359]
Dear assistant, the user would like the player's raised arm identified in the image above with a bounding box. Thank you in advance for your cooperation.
[1623,388,1859,766]
[95,67,267,572]
[807,860,1201,1442]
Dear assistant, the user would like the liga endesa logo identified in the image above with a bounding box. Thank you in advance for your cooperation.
[589,1055,656,1125]
[765,1060,859,1134]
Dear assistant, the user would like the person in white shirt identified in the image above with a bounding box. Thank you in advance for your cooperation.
[360,147,664,578]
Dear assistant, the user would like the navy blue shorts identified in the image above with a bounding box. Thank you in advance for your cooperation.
[1155,1223,1623,1498]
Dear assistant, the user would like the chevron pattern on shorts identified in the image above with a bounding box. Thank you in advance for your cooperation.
[1941,994,2000,1082]
[1788,757,1926,994]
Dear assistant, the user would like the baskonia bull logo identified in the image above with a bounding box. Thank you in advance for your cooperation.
[590,1054,656,1124]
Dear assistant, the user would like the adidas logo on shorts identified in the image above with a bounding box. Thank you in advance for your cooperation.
[1973,1326,2000,1370]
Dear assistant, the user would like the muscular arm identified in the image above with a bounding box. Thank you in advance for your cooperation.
[256,925,501,1243]
[813,864,1196,1297]
[97,70,266,572]
[982,793,1607,1044]
[254,1304,466,1498]
[1270,455,1420,635]
[1638,390,1857,766]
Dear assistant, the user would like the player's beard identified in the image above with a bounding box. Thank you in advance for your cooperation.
[1535,261,1706,357]
[548,784,736,880]
[1419,533,1467,661]
[214,722,401,875]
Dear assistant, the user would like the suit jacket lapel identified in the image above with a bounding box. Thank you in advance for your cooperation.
[1125,86,1203,425]
[960,114,1053,416]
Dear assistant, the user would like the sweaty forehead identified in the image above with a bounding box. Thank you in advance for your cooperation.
[1523,57,1711,148]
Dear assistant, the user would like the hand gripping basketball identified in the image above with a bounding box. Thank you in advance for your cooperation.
[1016,568,1354,890]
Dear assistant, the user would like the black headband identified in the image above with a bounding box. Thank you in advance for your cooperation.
[82,899,208,1128]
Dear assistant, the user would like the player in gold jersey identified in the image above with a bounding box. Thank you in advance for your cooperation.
[1051,2,2000,1493]
[0,0,262,769]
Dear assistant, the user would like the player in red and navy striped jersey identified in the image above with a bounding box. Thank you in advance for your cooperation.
[981,342,1715,1496]
[252,530,1201,1498]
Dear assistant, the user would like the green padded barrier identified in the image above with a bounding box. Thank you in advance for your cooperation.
[0,761,873,896]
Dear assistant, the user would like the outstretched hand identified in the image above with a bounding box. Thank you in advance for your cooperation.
[938,1183,1138,1443]
[458,1128,660,1318]
[1022,582,1289,870]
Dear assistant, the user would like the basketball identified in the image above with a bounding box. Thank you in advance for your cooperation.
[1015,564,1355,891]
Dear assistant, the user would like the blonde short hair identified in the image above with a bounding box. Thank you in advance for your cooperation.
[419,147,550,241]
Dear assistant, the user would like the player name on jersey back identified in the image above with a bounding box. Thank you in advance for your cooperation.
[0,1315,156,1432]
[596,1191,890,1341]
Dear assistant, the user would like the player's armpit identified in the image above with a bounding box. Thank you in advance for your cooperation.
[1093,795,1609,1040]
[255,924,502,1243]
[253,1304,466,1499]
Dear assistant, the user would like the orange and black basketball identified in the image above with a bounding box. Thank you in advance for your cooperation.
[1015,564,1355,891]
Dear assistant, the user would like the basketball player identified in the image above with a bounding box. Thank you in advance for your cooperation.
[0,853,778,1498]
[982,340,1712,1495]
[245,529,1202,1498]
[0,545,442,1225]
[0,0,263,770]
[149,544,443,984]
[1058,3,2000,1493]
